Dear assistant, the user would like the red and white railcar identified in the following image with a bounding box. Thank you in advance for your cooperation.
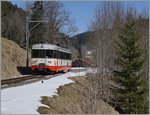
[31,44,72,73]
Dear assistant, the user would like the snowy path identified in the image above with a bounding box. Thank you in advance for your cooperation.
[1,69,87,114]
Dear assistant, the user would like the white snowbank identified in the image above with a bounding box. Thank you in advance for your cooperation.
[1,70,88,114]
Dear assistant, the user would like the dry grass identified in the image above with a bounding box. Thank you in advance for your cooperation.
[1,38,31,79]
[37,76,119,114]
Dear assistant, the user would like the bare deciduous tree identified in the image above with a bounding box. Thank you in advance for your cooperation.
[43,1,77,46]
[87,1,128,113]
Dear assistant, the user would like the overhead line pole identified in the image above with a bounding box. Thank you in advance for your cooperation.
[25,16,48,67]
[26,16,29,67]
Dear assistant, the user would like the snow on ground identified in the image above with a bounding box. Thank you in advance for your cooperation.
[1,69,89,114]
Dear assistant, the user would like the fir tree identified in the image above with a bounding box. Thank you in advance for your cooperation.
[113,18,148,114]
[29,1,45,46]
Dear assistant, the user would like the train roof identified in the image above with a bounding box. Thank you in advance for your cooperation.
[32,44,71,53]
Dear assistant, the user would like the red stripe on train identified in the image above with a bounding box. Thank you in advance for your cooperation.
[31,66,71,72]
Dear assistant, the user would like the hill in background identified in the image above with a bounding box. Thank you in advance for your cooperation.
[71,31,93,58]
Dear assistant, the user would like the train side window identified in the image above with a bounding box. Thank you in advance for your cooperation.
[51,50,53,58]
[68,53,70,59]
[60,52,63,59]
[53,50,56,58]
[66,53,68,59]
[65,53,67,59]
[53,50,59,58]
[32,49,40,58]
[46,50,52,58]
[50,50,53,58]
[67,53,69,59]
[42,50,46,58]
[61,52,63,59]
[57,51,59,59]
[62,52,64,59]
[57,51,60,59]
[63,52,65,59]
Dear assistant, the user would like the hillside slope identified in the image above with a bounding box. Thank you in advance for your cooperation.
[1,38,31,79]
[38,76,119,114]
[71,31,94,57]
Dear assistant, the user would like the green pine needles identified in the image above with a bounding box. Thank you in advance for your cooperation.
[29,1,45,46]
[113,18,148,114]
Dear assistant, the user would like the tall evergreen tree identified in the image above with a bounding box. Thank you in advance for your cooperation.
[1,1,26,45]
[29,1,45,46]
[113,18,148,114]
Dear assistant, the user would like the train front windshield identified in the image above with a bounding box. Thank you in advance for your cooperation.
[32,49,71,59]
[32,49,53,58]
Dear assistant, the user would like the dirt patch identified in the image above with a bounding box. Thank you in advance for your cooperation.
[1,38,31,79]
[37,76,119,114]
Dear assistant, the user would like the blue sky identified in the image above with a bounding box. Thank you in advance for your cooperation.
[11,0,149,34]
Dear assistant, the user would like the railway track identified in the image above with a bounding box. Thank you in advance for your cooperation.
[1,73,62,89]
[1,68,87,89]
